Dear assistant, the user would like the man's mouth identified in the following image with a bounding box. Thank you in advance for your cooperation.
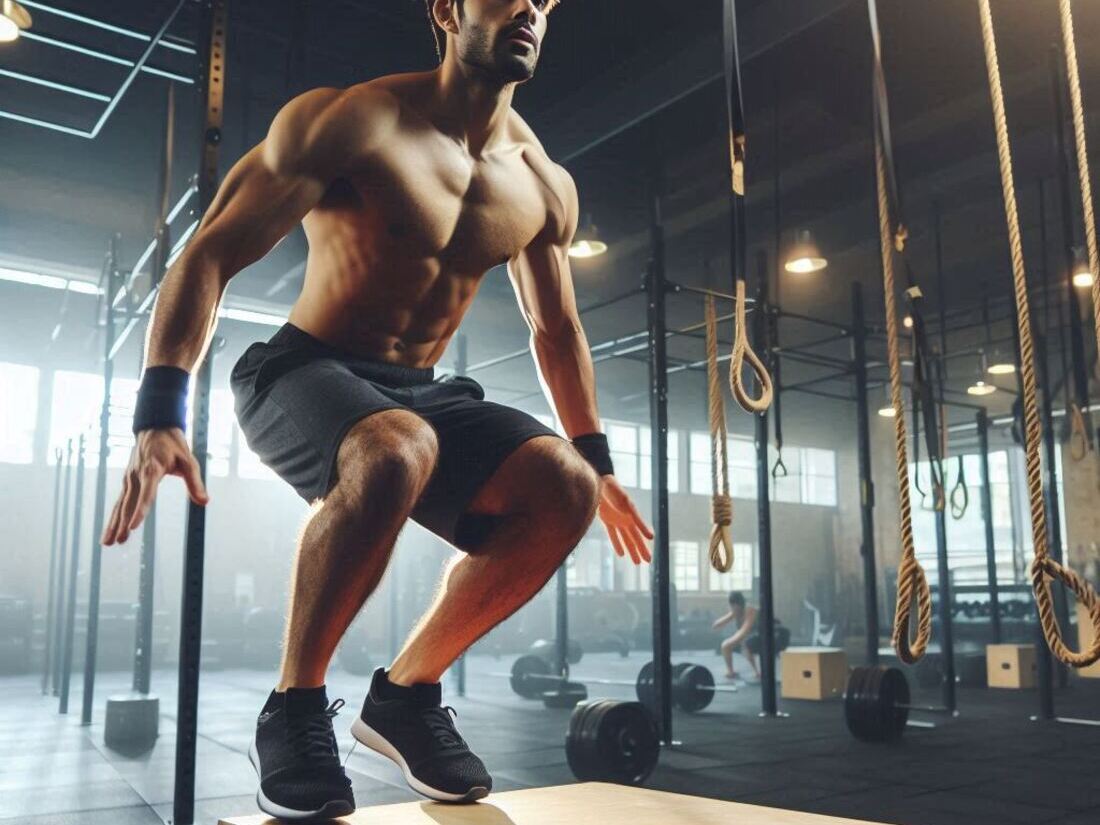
[506,27,538,48]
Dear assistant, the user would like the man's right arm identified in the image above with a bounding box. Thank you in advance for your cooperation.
[102,85,397,546]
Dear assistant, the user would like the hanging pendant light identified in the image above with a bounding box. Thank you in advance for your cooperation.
[0,0,31,42]
[568,213,608,259]
[968,350,998,396]
[784,228,827,273]
[979,281,1015,374]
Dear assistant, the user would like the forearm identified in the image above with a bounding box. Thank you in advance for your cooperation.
[532,329,601,438]
[143,242,229,373]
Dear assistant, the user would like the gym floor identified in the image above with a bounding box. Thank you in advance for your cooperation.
[6,652,1100,825]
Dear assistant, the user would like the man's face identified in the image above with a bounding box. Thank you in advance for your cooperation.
[453,0,551,83]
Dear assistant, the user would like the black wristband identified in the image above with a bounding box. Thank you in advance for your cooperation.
[132,366,190,434]
[572,432,614,477]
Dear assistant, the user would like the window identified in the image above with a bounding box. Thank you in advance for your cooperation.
[0,362,39,464]
[183,388,233,478]
[908,450,1022,585]
[639,426,679,493]
[771,447,802,503]
[671,540,700,591]
[709,542,755,593]
[802,447,837,506]
[606,421,639,488]
[50,371,139,469]
[689,432,756,499]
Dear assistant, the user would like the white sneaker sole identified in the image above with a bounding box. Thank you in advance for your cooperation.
[248,737,355,820]
[349,717,489,803]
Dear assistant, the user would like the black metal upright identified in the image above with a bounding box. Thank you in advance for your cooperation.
[976,410,1002,644]
[42,448,65,694]
[82,236,121,726]
[52,439,74,696]
[646,163,673,744]
[851,283,879,665]
[753,251,778,716]
[174,4,226,823]
[930,370,956,715]
[59,433,87,715]
[555,565,569,678]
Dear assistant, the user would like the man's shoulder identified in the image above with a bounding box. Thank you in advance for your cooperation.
[508,110,575,197]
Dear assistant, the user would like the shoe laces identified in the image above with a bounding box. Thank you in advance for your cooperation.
[286,698,345,764]
[421,705,467,755]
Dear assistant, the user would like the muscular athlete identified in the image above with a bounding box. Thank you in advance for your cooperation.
[100,0,653,818]
[713,592,760,681]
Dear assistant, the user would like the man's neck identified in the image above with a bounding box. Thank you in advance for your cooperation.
[431,56,516,157]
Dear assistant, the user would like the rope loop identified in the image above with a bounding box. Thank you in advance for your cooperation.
[705,293,735,574]
[892,551,935,664]
[1069,403,1090,462]
[728,279,774,414]
[1030,555,1100,667]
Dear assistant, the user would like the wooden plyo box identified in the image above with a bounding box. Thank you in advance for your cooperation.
[986,643,1037,689]
[1077,603,1100,679]
[780,647,848,700]
[218,781,887,825]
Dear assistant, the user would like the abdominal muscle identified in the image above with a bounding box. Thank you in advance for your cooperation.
[285,234,487,370]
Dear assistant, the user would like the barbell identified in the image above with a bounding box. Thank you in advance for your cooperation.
[843,665,956,742]
[502,655,739,711]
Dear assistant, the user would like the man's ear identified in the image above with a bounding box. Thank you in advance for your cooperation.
[433,0,460,36]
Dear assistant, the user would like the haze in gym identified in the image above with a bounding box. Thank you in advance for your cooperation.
[3,2,1100,825]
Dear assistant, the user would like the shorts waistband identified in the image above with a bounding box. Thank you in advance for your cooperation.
[267,323,435,384]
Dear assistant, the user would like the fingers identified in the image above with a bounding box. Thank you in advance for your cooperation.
[113,473,143,544]
[606,524,626,559]
[126,464,165,533]
[621,524,649,565]
[177,451,210,505]
[102,486,128,545]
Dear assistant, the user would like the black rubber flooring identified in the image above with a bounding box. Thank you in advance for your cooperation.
[4,651,1099,824]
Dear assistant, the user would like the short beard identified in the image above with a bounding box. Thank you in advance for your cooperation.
[456,21,536,83]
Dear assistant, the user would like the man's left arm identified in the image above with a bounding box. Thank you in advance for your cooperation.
[508,165,653,564]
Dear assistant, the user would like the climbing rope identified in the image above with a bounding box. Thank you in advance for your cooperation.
[979,0,1100,667]
[1059,1,1100,365]
[867,0,933,664]
[705,294,734,573]
[723,0,773,415]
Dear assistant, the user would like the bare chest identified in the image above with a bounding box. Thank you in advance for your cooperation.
[318,136,552,273]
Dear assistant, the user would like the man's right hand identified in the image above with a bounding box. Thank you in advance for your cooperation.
[102,428,210,545]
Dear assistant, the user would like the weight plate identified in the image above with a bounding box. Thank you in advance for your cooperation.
[543,680,588,709]
[635,660,655,707]
[566,699,659,785]
[844,665,909,743]
[673,664,715,713]
[511,654,552,699]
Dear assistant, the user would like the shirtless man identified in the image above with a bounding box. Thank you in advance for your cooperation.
[100,0,653,819]
[713,592,760,681]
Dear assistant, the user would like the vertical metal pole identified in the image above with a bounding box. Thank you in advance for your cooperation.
[52,439,74,696]
[452,334,468,697]
[59,433,87,715]
[646,163,673,744]
[928,404,954,712]
[42,448,65,694]
[976,411,1002,644]
[555,565,569,678]
[1049,47,1091,421]
[174,4,226,821]
[753,251,777,716]
[82,237,120,726]
[851,283,880,665]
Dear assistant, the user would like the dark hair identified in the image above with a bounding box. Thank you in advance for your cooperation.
[728,591,745,608]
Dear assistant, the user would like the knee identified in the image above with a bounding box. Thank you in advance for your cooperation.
[333,410,439,502]
[543,452,601,536]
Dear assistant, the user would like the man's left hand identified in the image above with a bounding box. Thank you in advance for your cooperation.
[596,475,654,565]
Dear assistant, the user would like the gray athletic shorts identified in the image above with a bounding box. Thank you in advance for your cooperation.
[230,322,562,549]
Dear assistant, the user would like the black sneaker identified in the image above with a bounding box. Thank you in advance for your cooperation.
[248,686,356,820]
[350,668,491,802]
